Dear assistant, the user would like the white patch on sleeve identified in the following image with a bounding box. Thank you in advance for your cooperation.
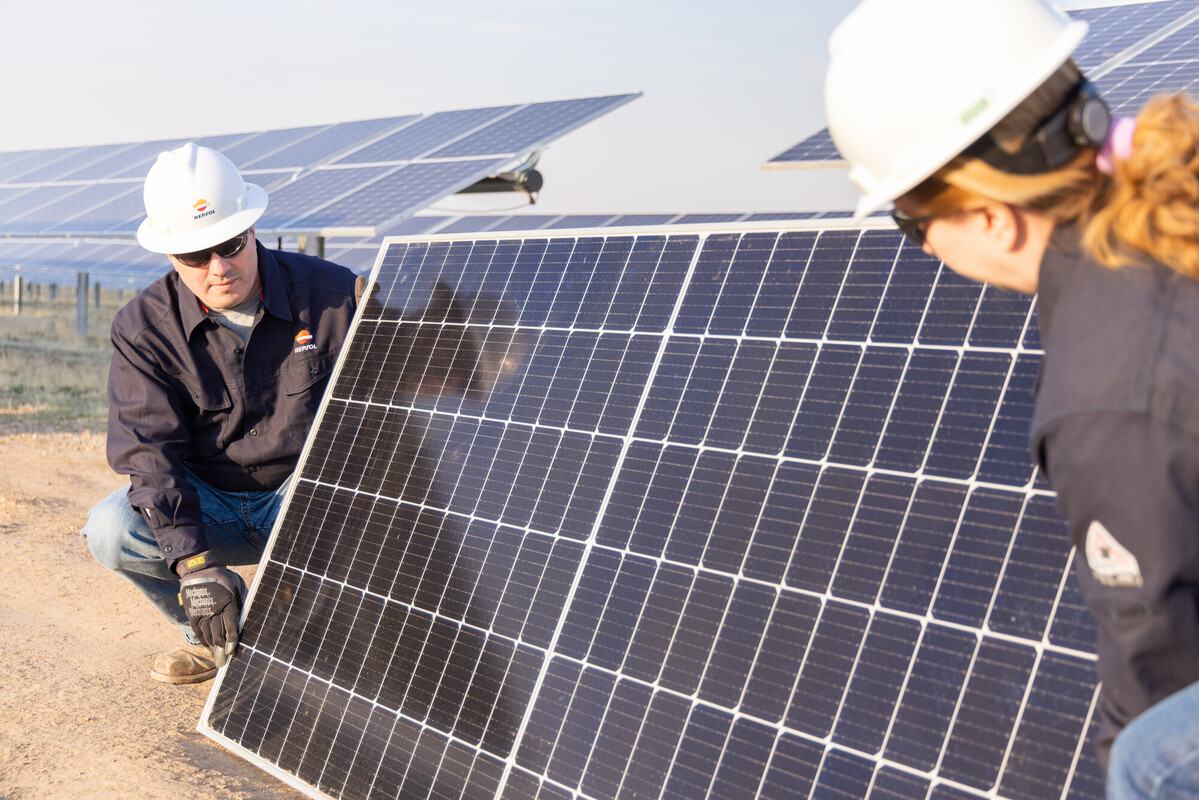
[1084,520,1143,588]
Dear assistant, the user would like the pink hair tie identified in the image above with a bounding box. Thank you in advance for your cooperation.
[1097,116,1137,175]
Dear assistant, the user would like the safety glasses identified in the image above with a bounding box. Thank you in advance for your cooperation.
[891,209,937,248]
[173,229,251,268]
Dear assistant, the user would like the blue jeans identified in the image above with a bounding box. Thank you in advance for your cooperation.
[1109,680,1199,798]
[81,472,289,644]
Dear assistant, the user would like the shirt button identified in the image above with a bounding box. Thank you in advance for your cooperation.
[249,429,258,437]
[309,366,319,376]
[247,465,258,474]
[164,545,173,553]
[234,347,244,355]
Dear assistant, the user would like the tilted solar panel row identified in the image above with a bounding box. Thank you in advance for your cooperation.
[0,94,637,237]
[201,221,1103,800]
[767,0,1199,167]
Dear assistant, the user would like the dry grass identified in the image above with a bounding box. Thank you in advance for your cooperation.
[0,287,130,434]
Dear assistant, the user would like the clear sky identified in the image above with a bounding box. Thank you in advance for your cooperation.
[0,0,1144,219]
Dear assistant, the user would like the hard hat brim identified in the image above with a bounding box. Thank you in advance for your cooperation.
[136,183,269,255]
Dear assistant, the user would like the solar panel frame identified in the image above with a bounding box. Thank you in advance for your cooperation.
[198,217,1103,800]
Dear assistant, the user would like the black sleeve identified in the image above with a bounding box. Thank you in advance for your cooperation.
[105,322,207,567]
[1040,410,1199,771]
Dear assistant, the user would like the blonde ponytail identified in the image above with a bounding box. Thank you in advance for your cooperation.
[1084,95,1199,279]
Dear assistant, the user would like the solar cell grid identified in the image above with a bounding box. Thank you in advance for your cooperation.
[254,166,396,231]
[2,147,86,183]
[12,142,134,184]
[219,125,330,169]
[0,185,90,231]
[335,106,519,165]
[1098,50,1199,112]
[47,185,154,235]
[0,150,43,181]
[429,95,636,159]
[201,220,1102,799]
[241,117,418,171]
[53,138,187,182]
[1070,0,1199,71]
[0,182,139,234]
[287,159,509,231]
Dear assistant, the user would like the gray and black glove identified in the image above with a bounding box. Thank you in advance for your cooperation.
[176,552,247,667]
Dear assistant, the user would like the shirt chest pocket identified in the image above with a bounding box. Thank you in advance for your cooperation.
[179,377,234,454]
[278,355,335,444]
[283,355,334,397]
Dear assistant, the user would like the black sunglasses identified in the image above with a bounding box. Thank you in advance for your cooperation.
[891,209,937,247]
[174,229,251,268]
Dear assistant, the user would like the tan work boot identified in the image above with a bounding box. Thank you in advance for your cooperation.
[150,644,217,684]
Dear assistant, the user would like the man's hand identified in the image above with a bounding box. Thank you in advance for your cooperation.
[177,552,247,667]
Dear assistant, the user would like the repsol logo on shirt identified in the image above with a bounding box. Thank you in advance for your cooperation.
[294,328,317,353]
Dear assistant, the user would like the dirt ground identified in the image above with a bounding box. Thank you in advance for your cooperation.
[0,431,305,800]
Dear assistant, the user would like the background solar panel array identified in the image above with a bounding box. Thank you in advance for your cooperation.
[201,221,1103,800]
[766,0,1199,167]
[0,211,873,290]
[0,95,636,288]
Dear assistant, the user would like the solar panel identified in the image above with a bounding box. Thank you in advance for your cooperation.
[242,118,415,171]
[219,125,331,170]
[334,106,520,165]
[0,183,140,235]
[1069,0,1199,71]
[0,150,44,182]
[12,142,135,184]
[54,138,187,182]
[4,147,87,183]
[47,186,149,236]
[199,219,1102,800]
[766,0,1199,167]
[1097,14,1199,111]
[285,160,509,231]
[428,96,634,159]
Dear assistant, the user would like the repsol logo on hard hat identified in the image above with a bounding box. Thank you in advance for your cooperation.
[192,198,215,220]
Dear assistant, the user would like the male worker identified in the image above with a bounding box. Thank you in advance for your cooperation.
[81,143,358,684]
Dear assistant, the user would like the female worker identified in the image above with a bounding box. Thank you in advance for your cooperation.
[824,1,1199,797]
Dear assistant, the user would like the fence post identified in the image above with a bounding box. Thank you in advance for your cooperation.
[77,272,89,337]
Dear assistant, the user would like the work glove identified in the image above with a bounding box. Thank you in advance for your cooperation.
[176,552,247,667]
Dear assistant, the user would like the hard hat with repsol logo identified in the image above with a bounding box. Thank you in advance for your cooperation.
[136,143,268,255]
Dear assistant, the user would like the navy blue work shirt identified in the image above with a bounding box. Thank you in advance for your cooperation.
[106,241,357,569]
[1032,227,1199,771]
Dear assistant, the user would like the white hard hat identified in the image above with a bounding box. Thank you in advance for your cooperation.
[136,142,268,254]
[825,0,1087,220]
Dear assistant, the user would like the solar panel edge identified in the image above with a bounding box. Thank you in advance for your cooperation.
[379,215,900,245]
